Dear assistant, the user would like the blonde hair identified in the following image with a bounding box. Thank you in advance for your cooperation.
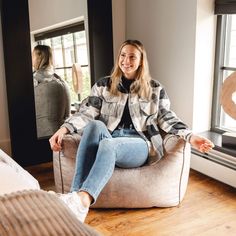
[33,45,53,71]
[110,39,152,99]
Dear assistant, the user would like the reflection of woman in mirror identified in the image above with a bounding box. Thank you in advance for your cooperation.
[49,40,214,222]
[32,45,54,87]
[33,45,71,138]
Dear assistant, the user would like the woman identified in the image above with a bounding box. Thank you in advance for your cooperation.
[49,40,214,222]
[32,45,54,86]
[33,45,70,137]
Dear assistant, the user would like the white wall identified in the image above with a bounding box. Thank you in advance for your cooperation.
[126,0,216,132]
[193,0,216,132]
[126,0,197,127]
[0,17,11,155]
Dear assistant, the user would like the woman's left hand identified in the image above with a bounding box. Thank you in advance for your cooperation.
[189,134,214,153]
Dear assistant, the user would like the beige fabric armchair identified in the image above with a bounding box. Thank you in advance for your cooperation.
[53,133,191,208]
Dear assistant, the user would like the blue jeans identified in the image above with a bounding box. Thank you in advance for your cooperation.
[70,120,148,203]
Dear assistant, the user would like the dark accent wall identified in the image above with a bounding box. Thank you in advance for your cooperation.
[88,0,114,85]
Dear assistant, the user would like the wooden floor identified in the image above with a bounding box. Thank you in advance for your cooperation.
[26,162,236,236]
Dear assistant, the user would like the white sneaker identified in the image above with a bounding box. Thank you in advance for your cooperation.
[58,192,89,222]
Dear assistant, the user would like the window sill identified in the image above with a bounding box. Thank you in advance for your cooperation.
[194,130,236,158]
[190,131,236,188]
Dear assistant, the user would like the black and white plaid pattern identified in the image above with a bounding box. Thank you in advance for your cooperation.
[62,77,192,161]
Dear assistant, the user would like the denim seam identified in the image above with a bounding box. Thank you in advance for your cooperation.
[80,156,115,202]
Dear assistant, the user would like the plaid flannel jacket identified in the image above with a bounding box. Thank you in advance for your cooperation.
[62,77,192,163]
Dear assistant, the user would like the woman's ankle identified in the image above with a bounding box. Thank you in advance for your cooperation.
[78,191,92,208]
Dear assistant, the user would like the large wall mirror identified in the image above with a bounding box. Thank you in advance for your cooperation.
[1,0,113,166]
[29,0,91,139]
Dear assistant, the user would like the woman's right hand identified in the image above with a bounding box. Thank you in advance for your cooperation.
[49,127,69,152]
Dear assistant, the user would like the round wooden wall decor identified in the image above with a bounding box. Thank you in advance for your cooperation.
[220,71,236,120]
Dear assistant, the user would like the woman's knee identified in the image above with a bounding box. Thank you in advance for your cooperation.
[97,139,117,163]
[99,138,115,151]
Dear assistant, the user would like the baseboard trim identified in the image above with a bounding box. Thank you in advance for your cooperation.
[191,153,236,188]
[0,139,11,156]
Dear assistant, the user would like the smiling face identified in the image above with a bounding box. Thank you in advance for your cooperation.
[118,44,142,79]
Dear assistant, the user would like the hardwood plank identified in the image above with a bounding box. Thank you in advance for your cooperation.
[26,163,236,236]
[25,162,56,191]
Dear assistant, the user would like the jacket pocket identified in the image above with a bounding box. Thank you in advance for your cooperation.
[100,90,120,117]
[139,99,158,116]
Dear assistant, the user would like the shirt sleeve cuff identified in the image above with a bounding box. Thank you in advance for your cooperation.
[60,123,76,134]
[185,132,193,143]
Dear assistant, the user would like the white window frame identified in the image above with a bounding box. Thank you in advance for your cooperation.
[212,14,236,133]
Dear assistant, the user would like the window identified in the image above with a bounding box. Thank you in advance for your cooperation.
[34,22,91,104]
[212,14,236,133]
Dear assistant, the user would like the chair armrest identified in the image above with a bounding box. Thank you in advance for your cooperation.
[61,133,81,158]
[60,133,189,160]
[163,134,188,154]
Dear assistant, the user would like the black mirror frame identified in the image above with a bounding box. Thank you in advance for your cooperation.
[0,0,113,166]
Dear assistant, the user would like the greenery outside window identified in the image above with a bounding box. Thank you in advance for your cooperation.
[34,22,91,105]
[212,14,236,133]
